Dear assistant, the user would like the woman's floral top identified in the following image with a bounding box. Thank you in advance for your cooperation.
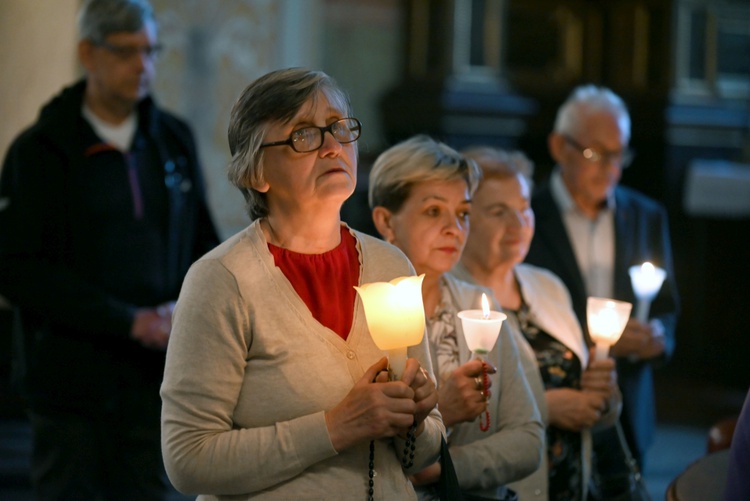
[510,300,584,501]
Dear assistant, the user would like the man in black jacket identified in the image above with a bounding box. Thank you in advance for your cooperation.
[525,85,679,481]
[0,1,219,499]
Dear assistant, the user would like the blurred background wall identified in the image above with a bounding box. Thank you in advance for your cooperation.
[0,0,79,181]
[1,0,750,416]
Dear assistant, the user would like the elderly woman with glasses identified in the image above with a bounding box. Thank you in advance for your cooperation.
[160,68,443,500]
[369,135,544,501]
[452,146,622,501]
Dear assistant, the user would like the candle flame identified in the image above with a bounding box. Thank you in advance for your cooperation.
[629,262,667,300]
[481,293,490,319]
[589,305,621,341]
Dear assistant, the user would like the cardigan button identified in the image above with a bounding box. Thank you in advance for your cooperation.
[346,350,356,359]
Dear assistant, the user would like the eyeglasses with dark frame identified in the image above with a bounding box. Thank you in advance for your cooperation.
[562,135,635,169]
[260,118,362,153]
[95,40,163,60]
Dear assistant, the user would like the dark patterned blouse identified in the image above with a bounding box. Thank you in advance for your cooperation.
[510,300,584,501]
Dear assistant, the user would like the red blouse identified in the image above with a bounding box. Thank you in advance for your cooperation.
[268,227,360,340]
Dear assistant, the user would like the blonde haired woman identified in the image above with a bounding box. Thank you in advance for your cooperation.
[369,135,544,501]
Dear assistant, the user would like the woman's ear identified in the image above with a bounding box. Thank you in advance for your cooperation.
[371,206,396,243]
[249,177,270,193]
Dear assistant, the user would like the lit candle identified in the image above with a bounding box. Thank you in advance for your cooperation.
[355,275,426,380]
[457,293,506,360]
[457,293,506,432]
[587,297,632,361]
[628,262,667,323]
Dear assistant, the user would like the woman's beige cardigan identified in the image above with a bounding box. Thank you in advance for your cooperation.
[161,221,444,500]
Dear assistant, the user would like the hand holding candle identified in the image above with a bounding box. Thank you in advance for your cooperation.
[587,297,632,361]
[629,262,667,323]
[355,275,426,381]
[457,293,506,431]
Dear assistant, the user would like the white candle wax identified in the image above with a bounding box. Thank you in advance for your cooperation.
[594,342,611,362]
[386,346,408,381]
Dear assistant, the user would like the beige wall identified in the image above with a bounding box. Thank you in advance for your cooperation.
[150,0,401,237]
[0,0,401,238]
[0,0,79,164]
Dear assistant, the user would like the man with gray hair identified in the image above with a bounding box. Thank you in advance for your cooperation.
[0,0,218,498]
[525,85,679,496]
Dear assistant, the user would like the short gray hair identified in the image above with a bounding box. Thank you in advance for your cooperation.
[461,146,534,192]
[78,0,156,43]
[227,68,354,220]
[553,84,631,141]
[369,135,481,212]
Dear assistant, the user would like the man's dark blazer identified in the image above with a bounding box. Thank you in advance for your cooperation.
[525,180,680,461]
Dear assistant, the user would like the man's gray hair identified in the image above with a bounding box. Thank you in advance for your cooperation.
[553,84,631,140]
[78,0,156,43]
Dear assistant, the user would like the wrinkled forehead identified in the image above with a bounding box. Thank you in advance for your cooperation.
[320,86,351,116]
[290,88,351,124]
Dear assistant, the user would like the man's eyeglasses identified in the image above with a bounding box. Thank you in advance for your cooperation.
[563,135,634,169]
[260,118,362,153]
[95,41,163,61]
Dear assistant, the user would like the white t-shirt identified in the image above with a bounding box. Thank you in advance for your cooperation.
[82,104,137,152]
